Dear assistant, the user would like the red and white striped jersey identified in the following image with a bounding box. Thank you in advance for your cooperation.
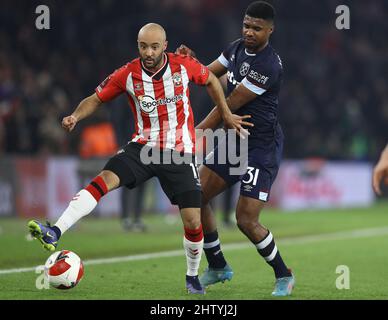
[95,53,209,154]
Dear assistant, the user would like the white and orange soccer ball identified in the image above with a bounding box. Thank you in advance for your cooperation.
[44,250,84,289]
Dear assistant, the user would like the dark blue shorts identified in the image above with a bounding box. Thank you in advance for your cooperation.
[203,132,283,202]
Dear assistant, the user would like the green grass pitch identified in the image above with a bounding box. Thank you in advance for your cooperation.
[1,202,388,300]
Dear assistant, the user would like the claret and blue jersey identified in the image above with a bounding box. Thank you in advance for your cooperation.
[204,38,285,202]
[218,38,284,146]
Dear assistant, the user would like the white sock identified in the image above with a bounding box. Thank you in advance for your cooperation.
[54,189,97,234]
[183,236,204,276]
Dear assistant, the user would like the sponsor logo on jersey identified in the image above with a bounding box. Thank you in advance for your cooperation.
[138,94,184,113]
[239,62,250,76]
[97,76,111,92]
[226,71,240,86]
[248,70,269,85]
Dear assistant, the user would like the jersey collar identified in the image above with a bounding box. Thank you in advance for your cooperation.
[141,53,169,80]
[244,48,256,56]
[244,43,270,57]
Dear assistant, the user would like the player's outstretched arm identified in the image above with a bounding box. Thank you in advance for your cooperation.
[62,93,103,132]
[373,144,388,195]
[197,83,256,133]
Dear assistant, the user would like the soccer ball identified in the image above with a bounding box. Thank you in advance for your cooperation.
[44,250,84,289]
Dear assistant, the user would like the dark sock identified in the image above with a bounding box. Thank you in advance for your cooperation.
[203,230,227,269]
[255,230,291,278]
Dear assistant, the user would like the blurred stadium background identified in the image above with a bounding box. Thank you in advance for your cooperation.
[1,0,388,299]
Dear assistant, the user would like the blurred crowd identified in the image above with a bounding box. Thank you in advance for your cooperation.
[0,0,387,160]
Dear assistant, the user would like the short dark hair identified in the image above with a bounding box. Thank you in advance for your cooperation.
[245,1,275,22]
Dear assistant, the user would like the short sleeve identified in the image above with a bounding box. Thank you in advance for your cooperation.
[95,65,128,102]
[241,62,280,96]
[181,56,209,85]
[217,39,239,68]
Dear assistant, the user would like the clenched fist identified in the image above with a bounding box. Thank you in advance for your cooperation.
[175,44,196,58]
[62,115,77,132]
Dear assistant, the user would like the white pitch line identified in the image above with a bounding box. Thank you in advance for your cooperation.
[1,226,388,276]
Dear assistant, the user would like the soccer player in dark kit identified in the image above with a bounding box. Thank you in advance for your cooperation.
[177,1,295,296]
[27,23,249,295]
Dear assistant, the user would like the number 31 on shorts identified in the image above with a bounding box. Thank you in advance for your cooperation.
[242,166,260,186]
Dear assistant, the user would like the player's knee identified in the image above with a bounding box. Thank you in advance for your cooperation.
[236,215,257,233]
[98,170,120,191]
[181,208,201,229]
[185,218,201,230]
[236,217,248,232]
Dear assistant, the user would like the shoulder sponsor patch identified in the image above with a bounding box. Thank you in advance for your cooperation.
[97,76,112,92]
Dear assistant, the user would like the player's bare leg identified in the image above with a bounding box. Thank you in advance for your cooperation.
[200,165,229,232]
[199,165,234,286]
[28,170,120,251]
[236,195,295,296]
[235,195,267,241]
[180,207,205,294]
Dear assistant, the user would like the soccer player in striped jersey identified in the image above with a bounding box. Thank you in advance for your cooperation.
[27,23,250,295]
[176,1,295,296]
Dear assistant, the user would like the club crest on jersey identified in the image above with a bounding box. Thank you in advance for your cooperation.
[240,62,250,77]
[172,73,182,87]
